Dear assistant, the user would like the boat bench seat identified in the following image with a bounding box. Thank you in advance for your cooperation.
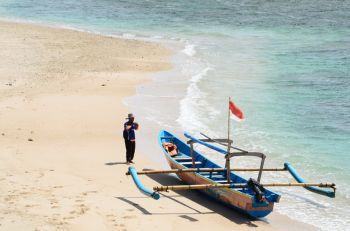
[173,157,193,161]
[200,173,225,177]
[181,161,202,167]
[199,171,221,174]
[200,173,227,180]
[213,180,230,183]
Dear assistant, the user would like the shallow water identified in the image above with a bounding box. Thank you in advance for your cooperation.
[1,0,349,229]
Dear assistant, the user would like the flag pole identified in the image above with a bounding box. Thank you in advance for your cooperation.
[228,96,231,141]
[226,97,231,183]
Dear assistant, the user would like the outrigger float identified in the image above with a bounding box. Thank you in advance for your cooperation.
[126,130,336,218]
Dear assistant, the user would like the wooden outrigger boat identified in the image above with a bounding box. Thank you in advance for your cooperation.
[126,130,336,218]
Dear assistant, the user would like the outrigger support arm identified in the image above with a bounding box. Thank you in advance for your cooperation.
[185,132,266,183]
[226,152,266,182]
[127,166,160,200]
[183,132,336,197]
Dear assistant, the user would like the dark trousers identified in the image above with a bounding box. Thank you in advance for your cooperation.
[124,139,135,162]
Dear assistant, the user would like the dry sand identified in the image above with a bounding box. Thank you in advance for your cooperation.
[0,21,315,230]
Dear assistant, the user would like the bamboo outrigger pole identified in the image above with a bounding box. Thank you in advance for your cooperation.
[126,167,287,175]
[153,183,336,192]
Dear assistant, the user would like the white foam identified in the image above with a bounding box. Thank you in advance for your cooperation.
[151,35,163,39]
[122,33,136,39]
[177,87,205,131]
[177,66,215,133]
[191,67,212,83]
[182,43,196,57]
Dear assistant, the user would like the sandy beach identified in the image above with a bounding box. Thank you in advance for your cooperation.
[0,21,315,230]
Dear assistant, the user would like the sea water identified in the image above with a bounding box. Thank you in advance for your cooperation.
[0,0,349,229]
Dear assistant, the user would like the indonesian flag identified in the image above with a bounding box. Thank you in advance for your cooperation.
[229,99,244,121]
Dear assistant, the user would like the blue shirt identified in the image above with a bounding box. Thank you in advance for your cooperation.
[123,122,137,141]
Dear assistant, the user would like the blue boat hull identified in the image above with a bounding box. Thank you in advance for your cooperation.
[158,130,280,218]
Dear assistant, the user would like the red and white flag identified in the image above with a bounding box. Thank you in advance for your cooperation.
[229,99,244,122]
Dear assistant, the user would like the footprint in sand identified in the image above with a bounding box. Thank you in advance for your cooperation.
[81,191,98,196]
[87,190,97,193]
[75,204,89,215]
[50,200,58,205]
[106,214,117,222]
[4,195,17,202]
[50,198,59,209]
[78,207,88,215]
[48,214,68,226]
[53,186,63,189]
[38,172,44,178]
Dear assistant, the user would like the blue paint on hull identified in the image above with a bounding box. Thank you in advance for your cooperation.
[159,130,280,218]
[201,187,273,218]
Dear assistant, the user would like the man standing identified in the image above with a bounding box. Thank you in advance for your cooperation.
[123,113,139,164]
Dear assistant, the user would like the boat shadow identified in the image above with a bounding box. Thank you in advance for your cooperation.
[120,168,268,227]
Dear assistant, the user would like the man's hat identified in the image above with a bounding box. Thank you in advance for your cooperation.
[126,113,134,119]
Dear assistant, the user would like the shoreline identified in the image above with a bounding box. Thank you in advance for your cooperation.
[125,57,318,231]
[0,20,315,230]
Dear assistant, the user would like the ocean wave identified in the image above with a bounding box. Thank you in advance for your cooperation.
[177,66,215,133]
[191,67,212,83]
[177,84,207,132]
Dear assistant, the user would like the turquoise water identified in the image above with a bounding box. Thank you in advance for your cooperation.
[1,0,349,229]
